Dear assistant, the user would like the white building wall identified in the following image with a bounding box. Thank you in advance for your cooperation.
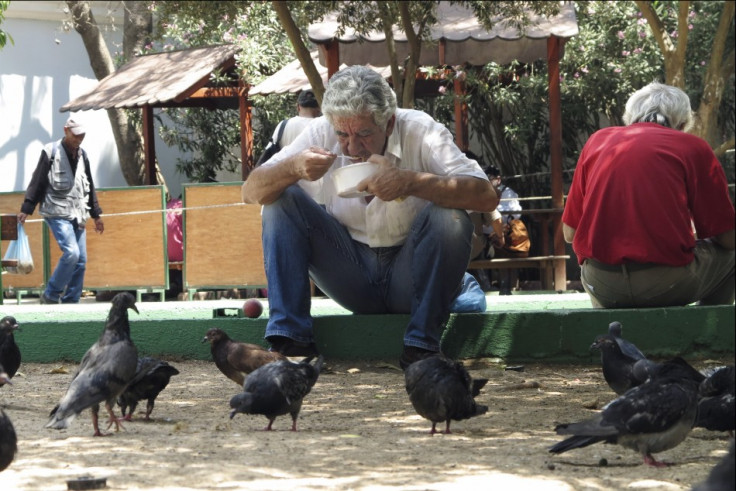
[1,1,188,199]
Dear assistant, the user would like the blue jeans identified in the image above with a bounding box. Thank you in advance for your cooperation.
[261,186,473,351]
[45,217,87,303]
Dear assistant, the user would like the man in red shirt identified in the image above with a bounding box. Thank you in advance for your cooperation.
[562,82,734,308]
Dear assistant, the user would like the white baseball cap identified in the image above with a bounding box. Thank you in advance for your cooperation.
[65,118,86,135]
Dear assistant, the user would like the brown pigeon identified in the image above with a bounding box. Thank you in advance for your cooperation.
[46,292,139,436]
[202,327,286,386]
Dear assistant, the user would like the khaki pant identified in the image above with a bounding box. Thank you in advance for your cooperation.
[581,239,735,308]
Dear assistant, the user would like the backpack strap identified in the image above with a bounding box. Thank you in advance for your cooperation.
[273,118,289,146]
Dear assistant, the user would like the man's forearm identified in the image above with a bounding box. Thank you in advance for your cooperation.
[241,158,301,205]
[405,173,497,212]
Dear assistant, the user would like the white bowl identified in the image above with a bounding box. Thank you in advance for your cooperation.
[332,161,379,198]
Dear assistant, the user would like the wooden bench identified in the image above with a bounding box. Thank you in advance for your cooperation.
[468,255,570,291]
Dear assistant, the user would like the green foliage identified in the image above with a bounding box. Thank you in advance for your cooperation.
[0,0,14,49]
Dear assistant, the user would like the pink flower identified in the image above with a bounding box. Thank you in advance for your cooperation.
[574,72,580,79]
[581,66,589,73]
[688,24,693,30]
[671,30,678,38]
[633,48,642,54]
[614,68,622,73]
[639,31,647,38]
[700,61,706,66]
[617,31,625,39]
[438,86,447,95]
[622,50,630,56]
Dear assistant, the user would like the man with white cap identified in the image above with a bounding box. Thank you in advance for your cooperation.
[18,117,105,304]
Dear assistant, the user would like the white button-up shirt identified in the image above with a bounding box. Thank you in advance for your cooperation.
[262,108,488,248]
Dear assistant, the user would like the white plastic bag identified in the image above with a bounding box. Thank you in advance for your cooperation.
[2,223,34,274]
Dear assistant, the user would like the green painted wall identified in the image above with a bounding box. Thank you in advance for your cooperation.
[14,305,735,364]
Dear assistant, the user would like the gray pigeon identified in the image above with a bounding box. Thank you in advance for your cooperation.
[549,358,703,467]
[117,357,180,421]
[0,408,17,472]
[404,354,488,434]
[202,327,286,386]
[607,321,647,360]
[0,316,21,385]
[692,440,735,491]
[229,355,323,431]
[591,333,659,395]
[46,292,139,436]
[695,365,735,435]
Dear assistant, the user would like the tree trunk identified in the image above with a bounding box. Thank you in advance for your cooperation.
[271,1,325,103]
[635,0,734,155]
[693,1,735,148]
[377,3,403,108]
[66,1,153,187]
[398,2,421,109]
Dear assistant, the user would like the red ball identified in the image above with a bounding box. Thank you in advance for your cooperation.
[243,299,263,318]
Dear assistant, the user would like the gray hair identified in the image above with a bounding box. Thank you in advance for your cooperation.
[623,82,693,131]
[321,66,397,129]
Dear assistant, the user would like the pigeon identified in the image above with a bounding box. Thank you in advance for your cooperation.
[694,365,735,435]
[202,327,286,386]
[591,333,659,395]
[404,354,488,434]
[229,355,323,431]
[46,292,139,436]
[549,358,703,467]
[0,408,17,472]
[117,357,180,421]
[0,316,21,385]
[692,439,735,491]
[607,321,647,360]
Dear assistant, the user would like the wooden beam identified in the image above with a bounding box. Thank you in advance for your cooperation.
[142,105,157,185]
[188,86,241,99]
[547,36,566,290]
[173,58,237,103]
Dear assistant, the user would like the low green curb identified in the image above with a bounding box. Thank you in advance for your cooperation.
[15,304,735,364]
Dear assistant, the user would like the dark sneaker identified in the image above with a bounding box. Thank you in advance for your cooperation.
[39,293,59,304]
[267,336,320,358]
[399,345,440,371]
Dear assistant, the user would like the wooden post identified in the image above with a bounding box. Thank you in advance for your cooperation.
[453,72,468,152]
[240,81,253,180]
[142,104,157,185]
[324,41,340,78]
[547,36,567,291]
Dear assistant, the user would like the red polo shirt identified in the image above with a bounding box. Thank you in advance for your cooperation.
[563,123,734,265]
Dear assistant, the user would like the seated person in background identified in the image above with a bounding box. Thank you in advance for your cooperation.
[465,151,505,291]
[562,82,735,308]
[487,166,529,294]
[241,65,498,369]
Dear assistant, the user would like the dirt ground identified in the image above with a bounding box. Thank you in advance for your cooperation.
[1,357,732,491]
